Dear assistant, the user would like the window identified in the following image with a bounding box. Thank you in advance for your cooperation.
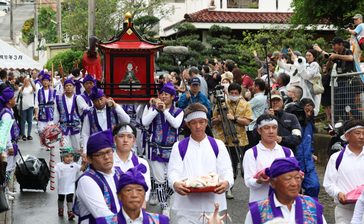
[227,0,258,8]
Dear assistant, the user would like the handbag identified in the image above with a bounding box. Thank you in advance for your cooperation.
[310,76,325,95]
[0,187,9,213]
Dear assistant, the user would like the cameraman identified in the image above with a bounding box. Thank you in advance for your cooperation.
[347,14,364,62]
[211,83,253,199]
[314,37,359,121]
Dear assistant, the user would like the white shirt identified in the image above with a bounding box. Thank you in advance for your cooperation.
[20,85,35,111]
[244,194,327,224]
[243,142,294,202]
[81,105,130,153]
[323,146,364,206]
[34,88,52,109]
[55,162,81,194]
[53,94,78,126]
[76,93,93,117]
[1,112,13,150]
[168,136,234,213]
[121,208,143,224]
[141,106,184,129]
[76,168,120,224]
[113,152,151,201]
[351,189,364,224]
[247,93,267,131]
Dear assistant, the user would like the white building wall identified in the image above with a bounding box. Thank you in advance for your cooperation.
[158,0,293,36]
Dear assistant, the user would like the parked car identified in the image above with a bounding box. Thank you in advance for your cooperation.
[0,0,9,13]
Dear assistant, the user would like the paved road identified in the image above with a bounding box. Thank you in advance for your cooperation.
[0,3,34,42]
[12,124,335,223]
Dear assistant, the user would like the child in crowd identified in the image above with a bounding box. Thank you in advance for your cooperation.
[55,147,81,220]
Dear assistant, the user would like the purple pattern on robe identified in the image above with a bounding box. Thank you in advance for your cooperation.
[56,95,81,135]
[37,88,56,122]
[149,106,182,162]
[0,108,20,156]
[249,194,323,224]
[74,167,121,223]
[88,106,119,135]
[118,209,169,224]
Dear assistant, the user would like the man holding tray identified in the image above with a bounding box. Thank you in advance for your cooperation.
[323,119,364,223]
[168,103,234,224]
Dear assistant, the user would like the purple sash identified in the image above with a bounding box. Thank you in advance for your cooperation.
[249,194,323,224]
[252,145,291,160]
[75,167,121,223]
[335,148,346,170]
[131,153,139,166]
[118,209,169,224]
[56,95,80,135]
[178,136,219,160]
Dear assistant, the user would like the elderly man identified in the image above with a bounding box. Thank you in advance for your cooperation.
[243,114,294,203]
[112,123,151,206]
[74,130,121,223]
[323,119,364,224]
[116,164,169,223]
[81,86,130,153]
[168,103,234,224]
[245,157,326,224]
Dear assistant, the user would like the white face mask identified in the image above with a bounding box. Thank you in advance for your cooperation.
[228,95,240,102]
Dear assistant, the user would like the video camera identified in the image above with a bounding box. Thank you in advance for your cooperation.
[212,85,225,102]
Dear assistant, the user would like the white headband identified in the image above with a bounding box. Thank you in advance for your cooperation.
[257,119,278,129]
[340,125,364,141]
[117,125,134,135]
[184,111,207,122]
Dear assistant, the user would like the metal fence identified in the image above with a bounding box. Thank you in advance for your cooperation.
[331,64,364,125]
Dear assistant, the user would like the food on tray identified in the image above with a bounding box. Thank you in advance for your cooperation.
[184,172,219,188]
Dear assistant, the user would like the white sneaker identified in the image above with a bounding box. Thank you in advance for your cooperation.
[8,195,14,201]
[162,206,170,217]
[149,194,158,206]
[226,189,234,200]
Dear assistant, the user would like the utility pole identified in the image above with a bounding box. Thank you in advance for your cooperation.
[10,0,13,41]
[88,0,96,46]
[33,0,39,59]
[56,0,62,43]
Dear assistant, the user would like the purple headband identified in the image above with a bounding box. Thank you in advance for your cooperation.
[0,87,14,105]
[64,78,75,86]
[90,86,105,101]
[265,157,301,178]
[42,74,51,81]
[160,82,176,97]
[83,74,95,84]
[117,164,148,192]
[87,130,114,156]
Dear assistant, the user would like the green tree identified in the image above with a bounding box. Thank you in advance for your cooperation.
[291,0,364,27]
[38,7,57,45]
[62,0,170,50]
[45,50,84,75]
[157,23,328,77]
[62,0,118,50]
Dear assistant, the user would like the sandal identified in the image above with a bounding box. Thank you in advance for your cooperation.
[27,136,33,140]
